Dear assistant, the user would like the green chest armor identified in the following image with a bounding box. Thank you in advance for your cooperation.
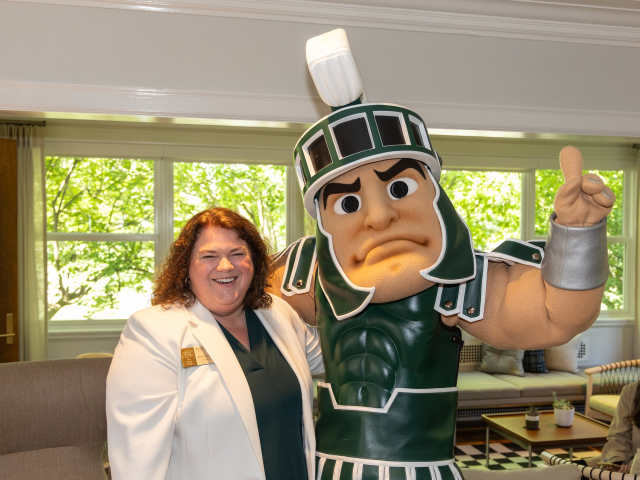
[315,282,463,464]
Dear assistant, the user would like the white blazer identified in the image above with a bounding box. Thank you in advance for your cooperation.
[106,295,324,480]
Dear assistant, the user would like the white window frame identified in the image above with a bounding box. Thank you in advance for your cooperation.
[45,142,299,335]
[441,166,637,322]
[45,134,637,337]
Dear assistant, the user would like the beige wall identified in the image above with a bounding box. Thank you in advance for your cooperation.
[1,0,639,134]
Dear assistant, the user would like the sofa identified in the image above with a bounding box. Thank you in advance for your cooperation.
[455,336,599,424]
[1,357,591,480]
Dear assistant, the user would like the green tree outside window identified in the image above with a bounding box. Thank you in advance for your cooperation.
[173,162,286,252]
[46,156,155,320]
[441,170,521,251]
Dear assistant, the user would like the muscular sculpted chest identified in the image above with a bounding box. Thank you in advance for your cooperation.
[316,283,463,408]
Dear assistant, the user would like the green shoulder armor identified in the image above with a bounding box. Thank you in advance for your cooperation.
[434,239,545,322]
[280,236,317,297]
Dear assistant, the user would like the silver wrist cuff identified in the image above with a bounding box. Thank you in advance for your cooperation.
[541,213,609,290]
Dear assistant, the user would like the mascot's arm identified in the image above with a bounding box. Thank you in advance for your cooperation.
[451,263,604,349]
[448,146,615,350]
[267,244,317,326]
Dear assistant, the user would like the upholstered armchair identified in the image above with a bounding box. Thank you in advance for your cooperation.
[0,358,111,480]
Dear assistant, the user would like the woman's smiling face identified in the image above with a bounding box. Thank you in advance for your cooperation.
[188,226,255,318]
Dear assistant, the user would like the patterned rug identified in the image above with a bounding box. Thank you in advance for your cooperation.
[455,442,601,471]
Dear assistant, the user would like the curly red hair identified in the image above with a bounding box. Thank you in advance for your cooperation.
[152,207,273,310]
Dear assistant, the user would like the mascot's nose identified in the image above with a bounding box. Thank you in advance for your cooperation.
[363,200,399,230]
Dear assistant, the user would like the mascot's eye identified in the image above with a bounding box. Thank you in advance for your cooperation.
[388,177,418,199]
[334,194,361,215]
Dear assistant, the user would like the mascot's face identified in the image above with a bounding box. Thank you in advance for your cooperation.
[320,158,443,303]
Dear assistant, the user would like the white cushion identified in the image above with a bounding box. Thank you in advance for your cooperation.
[544,335,581,373]
[480,344,525,377]
[590,394,620,417]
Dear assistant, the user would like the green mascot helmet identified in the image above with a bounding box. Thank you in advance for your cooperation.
[291,28,476,318]
[294,102,443,218]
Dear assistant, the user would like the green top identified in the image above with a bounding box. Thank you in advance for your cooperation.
[219,309,306,480]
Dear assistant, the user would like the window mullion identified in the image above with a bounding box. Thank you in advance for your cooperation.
[520,170,535,241]
[155,158,174,268]
[285,165,305,246]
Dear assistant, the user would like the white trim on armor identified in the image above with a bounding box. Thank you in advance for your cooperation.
[304,149,441,218]
[456,282,467,314]
[317,457,326,480]
[433,284,462,316]
[329,112,375,160]
[381,466,390,480]
[315,200,375,321]
[353,462,363,480]
[294,153,306,191]
[458,254,488,322]
[406,467,416,480]
[287,235,317,295]
[302,128,329,177]
[316,451,456,468]
[408,115,432,151]
[272,240,297,263]
[486,238,544,269]
[420,169,477,285]
[451,465,464,480]
[280,240,299,297]
[333,460,343,480]
[317,382,457,413]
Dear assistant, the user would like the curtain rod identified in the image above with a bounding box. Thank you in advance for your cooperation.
[0,120,46,127]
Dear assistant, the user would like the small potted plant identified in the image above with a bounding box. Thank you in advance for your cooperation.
[525,406,539,430]
[553,391,575,427]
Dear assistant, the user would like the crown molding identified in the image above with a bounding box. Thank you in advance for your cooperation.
[1,80,639,137]
[6,0,640,48]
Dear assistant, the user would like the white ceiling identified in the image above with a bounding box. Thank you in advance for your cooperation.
[307,0,640,28]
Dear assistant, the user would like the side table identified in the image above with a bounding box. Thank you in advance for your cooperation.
[481,411,609,468]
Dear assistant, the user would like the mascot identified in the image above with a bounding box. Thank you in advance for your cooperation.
[270,28,615,480]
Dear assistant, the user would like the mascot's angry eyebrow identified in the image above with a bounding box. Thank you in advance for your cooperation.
[374,158,426,181]
[322,177,361,209]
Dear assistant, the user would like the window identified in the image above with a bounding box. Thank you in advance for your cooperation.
[173,162,286,252]
[44,131,636,325]
[46,157,155,321]
[441,170,522,251]
[46,156,287,321]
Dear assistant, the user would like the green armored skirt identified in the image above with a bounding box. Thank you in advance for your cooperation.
[315,384,464,479]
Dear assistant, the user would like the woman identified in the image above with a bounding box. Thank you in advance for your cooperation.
[106,207,324,480]
[599,381,640,474]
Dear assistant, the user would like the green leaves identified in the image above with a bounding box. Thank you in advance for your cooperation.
[46,156,154,234]
[440,170,521,251]
[46,157,155,320]
[173,162,286,252]
[46,157,287,320]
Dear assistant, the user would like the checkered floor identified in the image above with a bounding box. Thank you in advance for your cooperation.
[455,442,601,471]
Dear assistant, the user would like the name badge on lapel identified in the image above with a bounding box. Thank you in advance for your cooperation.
[181,346,214,368]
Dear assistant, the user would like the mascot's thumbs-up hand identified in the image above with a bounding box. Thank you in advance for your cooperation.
[554,146,615,227]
